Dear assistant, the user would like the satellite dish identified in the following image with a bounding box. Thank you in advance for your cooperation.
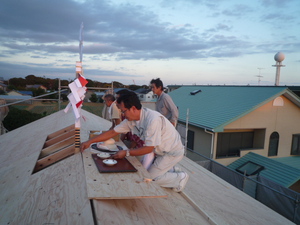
[274,52,285,62]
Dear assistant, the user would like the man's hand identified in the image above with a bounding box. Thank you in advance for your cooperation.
[80,141,90,152]
[112,150,126,159]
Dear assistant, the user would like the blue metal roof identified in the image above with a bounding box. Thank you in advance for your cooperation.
[273,156,300,170]
[228,152,300,187]
[168,86,299,132]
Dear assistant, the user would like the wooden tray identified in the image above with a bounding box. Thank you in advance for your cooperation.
[91,154,137,173]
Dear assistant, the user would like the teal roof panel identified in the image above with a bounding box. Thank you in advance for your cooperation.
[273,156,300,170]
[228,152,300,187]
[169,86,292,131]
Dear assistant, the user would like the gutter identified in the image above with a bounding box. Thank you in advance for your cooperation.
[205,129,215,159]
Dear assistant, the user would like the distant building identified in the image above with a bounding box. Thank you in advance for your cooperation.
[7,90,23,96]
[0,83,7,92]
[134,88,155,102]
[167,85,182,93]
[7,90,32,96]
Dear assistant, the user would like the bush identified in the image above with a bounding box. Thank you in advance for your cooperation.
[89,93,98,102]
[3,106,44,131]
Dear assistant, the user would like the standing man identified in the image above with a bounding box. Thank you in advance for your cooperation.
[103,94,121,129]
[81,93,189,192]
[150,78,178,127]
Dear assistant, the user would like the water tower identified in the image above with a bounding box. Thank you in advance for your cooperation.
[272,52,285,86]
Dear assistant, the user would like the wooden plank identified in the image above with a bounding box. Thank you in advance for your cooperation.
[82,144,167,199]
[46,124,74,140]
[44,128,75,147]
[40,135,74,158]
[178,157,294,225]
[33,144,75,173]
[93,188,211,225]
[0,144,93,224]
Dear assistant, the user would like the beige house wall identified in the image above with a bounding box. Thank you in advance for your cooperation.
[188,125,212,159]
[213,95,300,166]
[177,123,212,161]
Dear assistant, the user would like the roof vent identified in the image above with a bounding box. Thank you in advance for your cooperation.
[190,90,201,95]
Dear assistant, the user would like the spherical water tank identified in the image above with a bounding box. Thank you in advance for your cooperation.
[274,52,285,62]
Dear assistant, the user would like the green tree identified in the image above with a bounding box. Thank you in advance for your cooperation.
[89,93,98,102]
[9,77,26,89]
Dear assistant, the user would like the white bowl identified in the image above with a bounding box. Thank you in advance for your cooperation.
[103,159,117,166]
[97,153,110,159]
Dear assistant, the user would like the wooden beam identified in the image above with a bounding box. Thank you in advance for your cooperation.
[46,124,74,140]
[39,135,74,158]
[33,144,75,173]
[44,128,75,148]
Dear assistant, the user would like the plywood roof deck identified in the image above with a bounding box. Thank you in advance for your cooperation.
[0,110,294,225]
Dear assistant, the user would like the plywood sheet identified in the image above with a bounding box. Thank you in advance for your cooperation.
[93,188,211,225]
[82,147,167,199]
[178,157,294,225]
[0,153,94,225]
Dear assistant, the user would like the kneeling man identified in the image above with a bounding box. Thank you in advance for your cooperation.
[80,92,189,192]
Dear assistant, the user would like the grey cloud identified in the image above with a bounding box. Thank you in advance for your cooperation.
[260,0,292,7]
[261,13,295,22]
[222,4,253,17]
[0,0,298,72]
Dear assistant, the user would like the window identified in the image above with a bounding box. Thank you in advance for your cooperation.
[268,132,279,156]
[291,134,300,155]
[236,161,264,176]
[216,132,254,158]
[187,130,194,150]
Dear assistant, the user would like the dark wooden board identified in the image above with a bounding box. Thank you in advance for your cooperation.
[91,154,137,173]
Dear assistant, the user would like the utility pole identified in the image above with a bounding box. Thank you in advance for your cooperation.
[256,68,264,85]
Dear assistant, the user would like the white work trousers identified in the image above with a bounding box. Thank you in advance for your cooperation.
[148,149,184,188]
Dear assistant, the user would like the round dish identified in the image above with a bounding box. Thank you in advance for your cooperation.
[97,153,110,159]
[103,159,117,166]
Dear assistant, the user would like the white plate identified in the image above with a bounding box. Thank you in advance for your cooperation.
[97,153,110,159]
[103,159,117,166]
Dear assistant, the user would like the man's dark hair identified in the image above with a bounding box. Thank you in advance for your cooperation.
[150,78,163,90]
[117,92,142,110]
[116,89,132,96]
[104,94,115,102]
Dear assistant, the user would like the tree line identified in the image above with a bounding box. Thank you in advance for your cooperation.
[4,75,148,92]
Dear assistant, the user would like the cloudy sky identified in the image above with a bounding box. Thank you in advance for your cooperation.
[1,0,299,86]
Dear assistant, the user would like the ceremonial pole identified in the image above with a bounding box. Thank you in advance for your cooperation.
[64,23,88,153]
[75,22,84,153]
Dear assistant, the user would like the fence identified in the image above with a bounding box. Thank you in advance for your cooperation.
[187,150,300,224]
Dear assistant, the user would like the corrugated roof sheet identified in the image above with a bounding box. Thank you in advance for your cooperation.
[273,156,300,170]
[227,152,300,187]
[168,86,297,131]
